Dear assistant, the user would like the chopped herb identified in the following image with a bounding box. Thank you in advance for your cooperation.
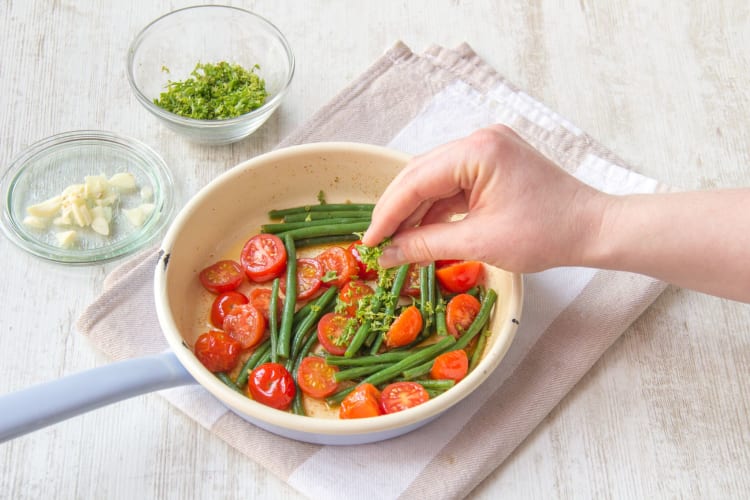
[321,270,339,283]
[317,190,327,204]
[153,61,268,120]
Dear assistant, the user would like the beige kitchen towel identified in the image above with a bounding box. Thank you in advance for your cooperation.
[77,42,668,499]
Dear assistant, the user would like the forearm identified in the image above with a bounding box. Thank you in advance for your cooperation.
[582,189,750,302]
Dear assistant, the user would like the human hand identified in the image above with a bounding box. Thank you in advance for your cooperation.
[362,125,607,273]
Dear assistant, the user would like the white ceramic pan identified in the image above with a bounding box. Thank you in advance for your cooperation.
[0,143,523,445]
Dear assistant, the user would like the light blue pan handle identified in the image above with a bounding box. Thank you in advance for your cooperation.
[0,351,196,443]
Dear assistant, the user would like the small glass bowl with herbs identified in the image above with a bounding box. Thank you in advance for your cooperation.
[127,5,294,145]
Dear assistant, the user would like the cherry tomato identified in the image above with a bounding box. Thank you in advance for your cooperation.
[400,263,421,298]
[194,330,241,372]
[248,287,281,321]
[210,291,249,328]
[247,362,296,410]
[296,356,340,398]
[347,240,378,281]
[338,280,375,317]
[281,258,323,300]
[317,312,354,355]
[445,293,481,338]
[240,234,287,283]
[380,381,430,414]
[436,261,483,293]
[199,260,244,294]
[435,259,462,268]
[339,383,383,419]
[384,305,423,348]
[222,303,266,349]
[430,349,469,382]
[317,246,359,287]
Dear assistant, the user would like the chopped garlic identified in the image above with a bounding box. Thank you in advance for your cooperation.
[23,215,48,229]
[123,203,155,227]
[27,195,63,217]
[56,230,77,248]
[109,172,137,191]
[22,170,152,246]
[91,217,110,236]
[140,185,153,201]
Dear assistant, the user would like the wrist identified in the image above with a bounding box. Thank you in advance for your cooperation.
[571,189,620,269]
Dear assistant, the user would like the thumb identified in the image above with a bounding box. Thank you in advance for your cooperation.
[378,219,488,268]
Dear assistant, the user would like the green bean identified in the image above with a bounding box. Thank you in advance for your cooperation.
[401,359,433,380]
[293,302,313,325]
[277,221,371,241]
[403,379,455,390]
[434,294,448,337]
[454,289,497,351]
[235,339,272,388]
[261,218,370,234]
[334,363,392,382]
[367,264,410,354]
[269,278,280,362]
[325,350,413,366]
[469,324,490,372]
[427,262,436,325]
[277,234,298,359]
[294,234,359,249]
[268,203,374,219]
[290,285,338,359]
[283,211,372,222]
[216,372,243,393]
[254,349,272,367]
[344,283,387,357]
[419,265,431,331]
[327,336,456,404]
[289,323,321,416]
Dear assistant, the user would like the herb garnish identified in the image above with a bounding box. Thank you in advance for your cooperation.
[154,61,268,120]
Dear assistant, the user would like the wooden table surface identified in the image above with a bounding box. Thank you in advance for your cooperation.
[2,1,749,498]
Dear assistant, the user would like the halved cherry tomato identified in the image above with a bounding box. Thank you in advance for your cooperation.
[248,287,281,321]
[280,258,323,300]
[194,330,241,372]
[380,381,430,414]
[222,303,266,349]
[317,312,353,355]
[297,356,340,398]
[347,240,378,281]
[384,305,423,348]
[339,383,383,419]
[199,260,244,294]
[338,280,375,317]
[436,261,483,293]
[435,259,461,269]
[317,246,359,287]
[247,362,296,410]
[446,293,481,338]
[240,234,287,283]
[210,291,249,328]
[430,349,469,382]
[400,263,421,297]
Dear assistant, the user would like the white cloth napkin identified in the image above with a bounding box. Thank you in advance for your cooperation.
[77,42,668,499]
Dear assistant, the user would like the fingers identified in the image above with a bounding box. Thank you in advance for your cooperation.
[377,217,491,268]
[362,140,474,246]
[420,194,467,225]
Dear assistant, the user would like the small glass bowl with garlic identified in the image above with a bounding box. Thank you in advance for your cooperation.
[1,131,173,264]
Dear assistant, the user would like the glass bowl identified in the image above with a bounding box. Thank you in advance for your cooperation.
[1,131,174,264]
[127,5,295,145]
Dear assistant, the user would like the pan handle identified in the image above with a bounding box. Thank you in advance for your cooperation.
[0,351,196,443]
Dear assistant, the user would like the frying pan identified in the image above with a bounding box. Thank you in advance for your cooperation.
[0,143,523,445]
